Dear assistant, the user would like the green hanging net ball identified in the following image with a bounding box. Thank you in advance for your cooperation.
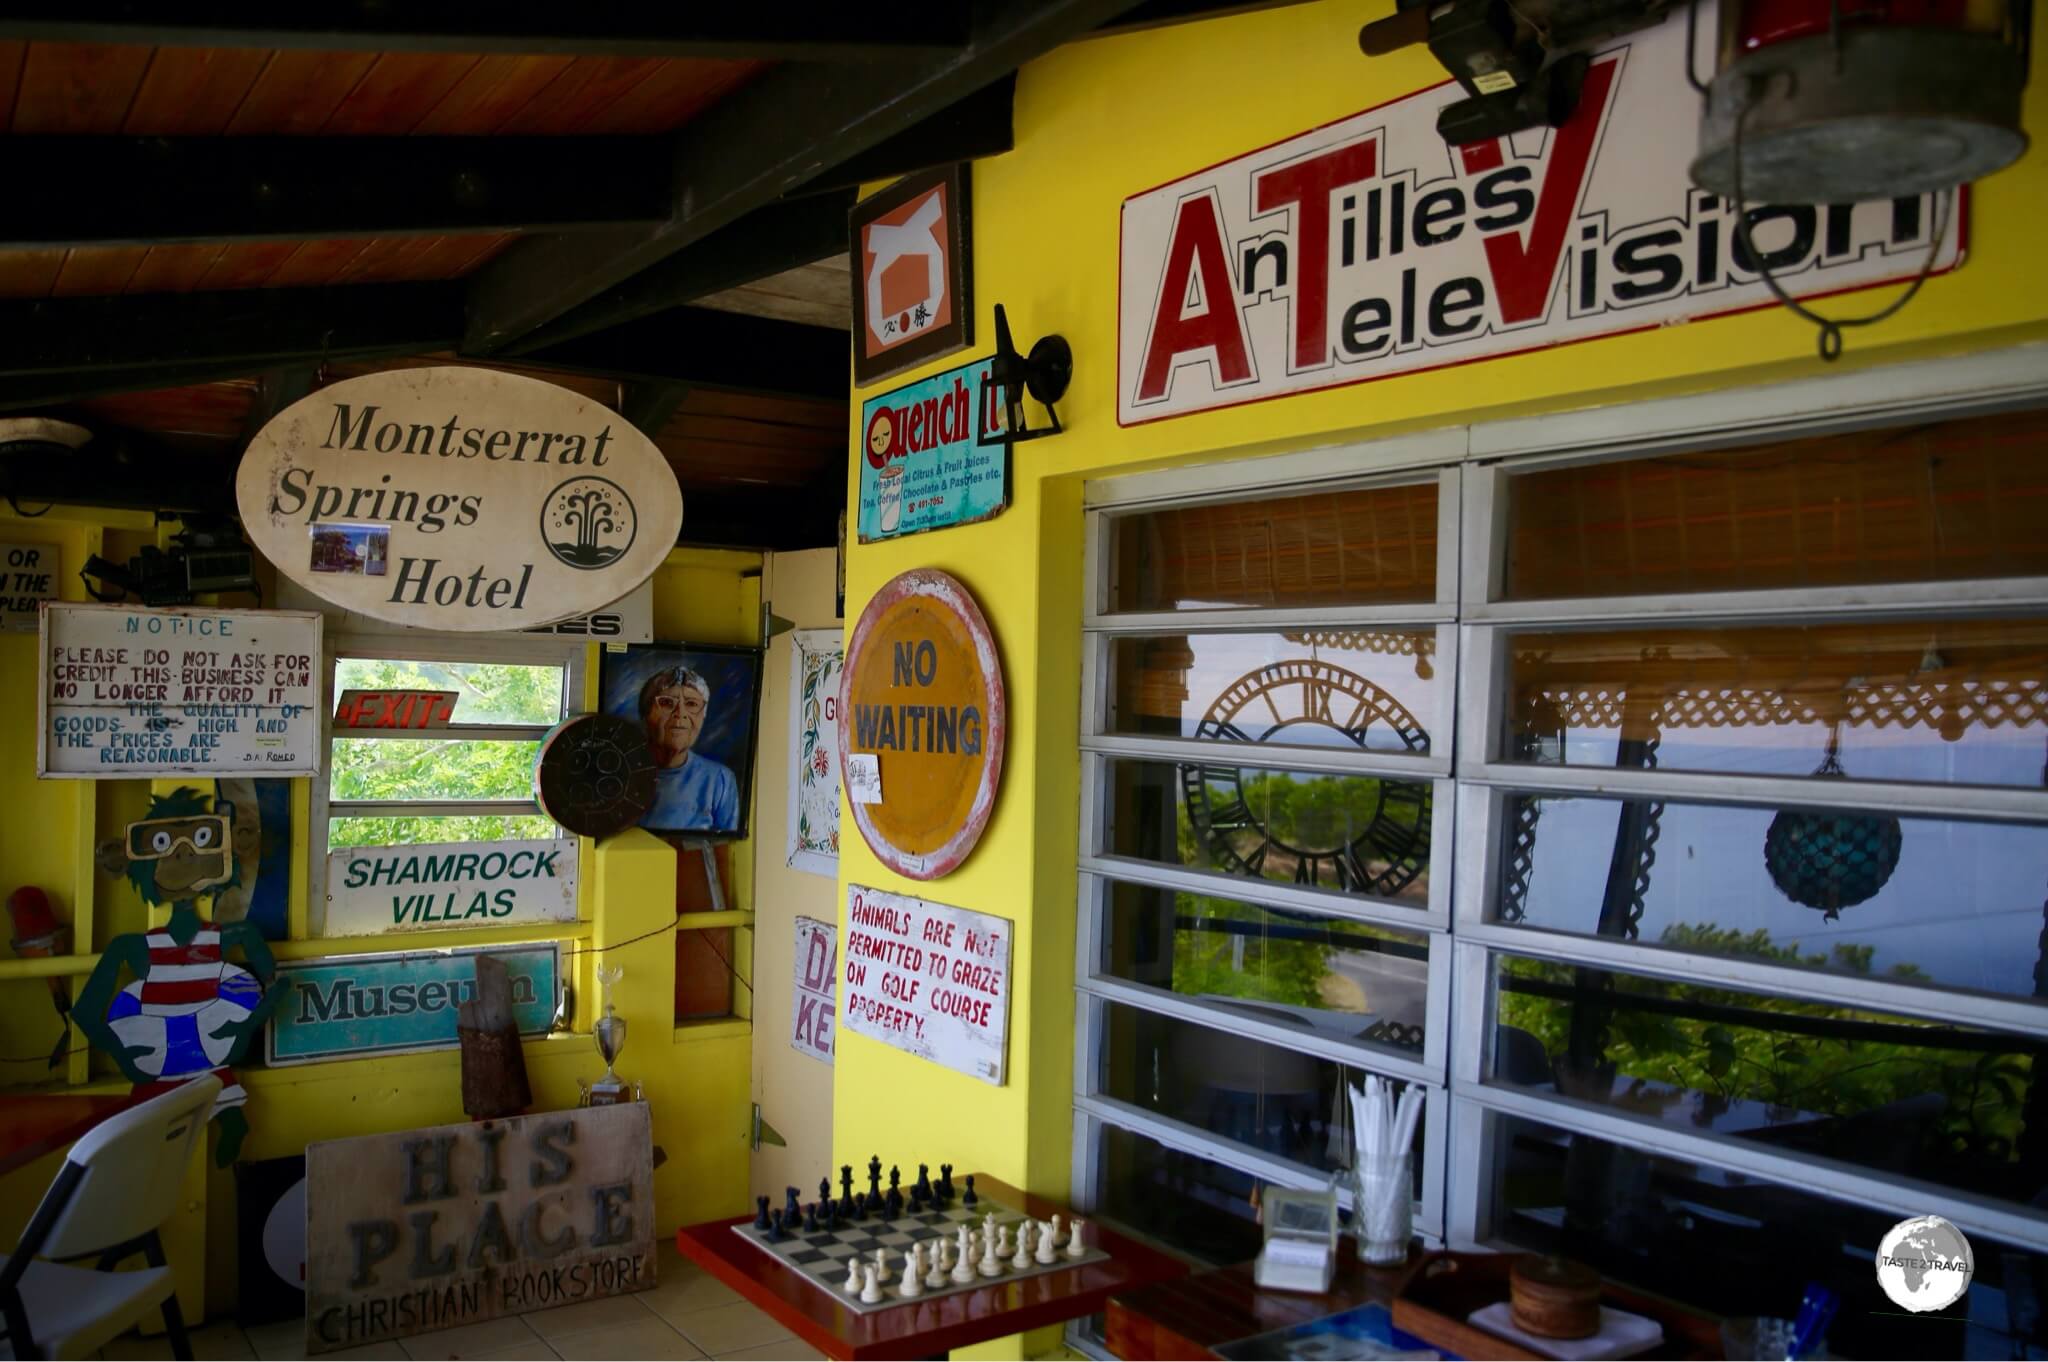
[1763,807,1903,920]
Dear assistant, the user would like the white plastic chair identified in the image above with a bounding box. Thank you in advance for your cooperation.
[0,1076,219,1360]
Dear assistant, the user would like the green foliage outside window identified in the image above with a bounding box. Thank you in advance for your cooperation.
[327,658,566,849]
[1496,924,2032,1172]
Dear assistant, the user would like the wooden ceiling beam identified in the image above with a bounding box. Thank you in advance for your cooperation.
[2,137,670,248]
[521,307,848,403]
[0,5,970,60]
[501,191,854,356]
[463,0,1145,355]
[788,72,1017,197]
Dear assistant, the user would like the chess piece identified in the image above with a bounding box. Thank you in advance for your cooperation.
[819,1177,833,1208]
[841,1164,856,1216]
[939,1163,955,1200]
[1066,1217,1088,1259]
[853,1192,869,1221]
[952,1227,976,1284]
[901,1245,925,1298]
[868,1155,883,1201]
[978,1229,1002,1277]
[926,1241,948,1289]
[1050,1213,1065,1246]
[844,1257,863,1295]
[803,1202,819,1234]
[753,1196,771,1231]
[1011,1224,1033,1271]
[768,1208,786,1242]
[785,1186,803,1224]
[908,1183,925,1213]
[861,1264,882,1304]
[963,1174,978,1207]
[871,1247,891,1284]
[1036,1221,1058,1264]
[917,1162,933,1202]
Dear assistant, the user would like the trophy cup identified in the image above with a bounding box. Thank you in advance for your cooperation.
[581,964,637,1106]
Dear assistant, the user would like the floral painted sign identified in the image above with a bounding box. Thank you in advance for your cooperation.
[787,629,842,877]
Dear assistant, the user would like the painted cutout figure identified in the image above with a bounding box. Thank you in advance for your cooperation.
[76,787,284,1165]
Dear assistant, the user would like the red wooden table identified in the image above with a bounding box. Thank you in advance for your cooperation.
[674,1173,1188,1360]
[0,1094,136,1178]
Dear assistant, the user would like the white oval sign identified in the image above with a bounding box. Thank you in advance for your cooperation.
[237,367,682,632]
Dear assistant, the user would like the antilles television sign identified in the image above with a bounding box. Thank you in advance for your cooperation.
[1117,17,1963,426]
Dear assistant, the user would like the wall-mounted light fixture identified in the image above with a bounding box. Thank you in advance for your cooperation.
[976,304,1071,449]
[0,417,91,517]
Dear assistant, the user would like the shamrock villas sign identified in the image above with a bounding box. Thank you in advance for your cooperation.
[238,368,683,631]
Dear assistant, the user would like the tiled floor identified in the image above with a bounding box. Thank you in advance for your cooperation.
[91,1241,824,1361]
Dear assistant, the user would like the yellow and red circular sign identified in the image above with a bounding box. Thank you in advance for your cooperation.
[838,569,1005,880]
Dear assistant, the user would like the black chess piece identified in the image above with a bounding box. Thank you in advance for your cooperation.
[887,1186,904,1220]
[908,1183,926,1213]
[916,1163,933,1201]
[768,1208,787,1242]
[853,1191,869,1221]
[939,1163,955,1200]
[963,1174,978,1207]
[754,1196,771,1231]
[803,1202,820,1234]
[819,1177,832,1207]
[889,1165,901,1192]
[868,1155,883,1200]
[839,1165,856,1217]
[784,1186,803,1224]
[823,1199,839,1232]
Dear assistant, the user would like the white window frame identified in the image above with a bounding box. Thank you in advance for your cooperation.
[308,630,588,935]
[1067,342,2048,1292]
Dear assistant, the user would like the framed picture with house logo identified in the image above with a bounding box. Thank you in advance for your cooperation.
[850,163,973,387]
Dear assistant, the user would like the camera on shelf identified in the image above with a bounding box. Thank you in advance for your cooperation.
[82,517,257,607]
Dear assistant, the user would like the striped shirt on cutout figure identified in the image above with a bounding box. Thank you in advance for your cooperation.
[76,787,283,1166]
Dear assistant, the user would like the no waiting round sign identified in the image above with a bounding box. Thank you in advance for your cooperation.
[838,569,1005,880]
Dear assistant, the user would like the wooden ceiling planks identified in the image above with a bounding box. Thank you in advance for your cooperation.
[0,42,768,297]
[75,377,258,444]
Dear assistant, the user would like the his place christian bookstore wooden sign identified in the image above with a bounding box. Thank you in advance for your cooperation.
[238,367,683,632]
[306,1103,654,1354]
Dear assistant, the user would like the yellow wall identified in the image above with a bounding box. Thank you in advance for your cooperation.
[833,0,2048,1230]
[0,540,763,1322]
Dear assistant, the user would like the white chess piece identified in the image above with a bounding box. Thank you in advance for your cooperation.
[872,1247,891,1284]
[977,1226,1002,1277]
[952,1226,976,1284]
[1050,1213,1066,1247]
[1066,1217,1088,1259]
[900,1246,925,1298]
[995,1224,1011,1260]
[860,1263,882,1303]
[1036,1221,1058,1265]
[925,1240,948,1289]
[845,1257,863,1295]
[1010,1224,1033,1271]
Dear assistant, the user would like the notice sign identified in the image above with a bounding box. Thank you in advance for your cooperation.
[305,1101,654,1355]
[857,356,1007,542]
[0,541,56,632]
[238,367,683,632]
[267,944,559,1065]
[322,838,578,938]
[842,885,1010,1086]
[1116,6,1963,425]
[791,915,837,1065]
[38,603,320,778]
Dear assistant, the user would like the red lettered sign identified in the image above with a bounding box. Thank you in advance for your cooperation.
[791,915,837,1065]
[841,885,1010,1085]
[1117,5,1963,425]
[334,689,458,730]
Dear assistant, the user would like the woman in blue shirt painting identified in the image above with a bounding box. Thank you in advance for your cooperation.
[639,666,740,832]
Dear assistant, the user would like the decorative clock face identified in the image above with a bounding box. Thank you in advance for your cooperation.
[1181,660,1431,897]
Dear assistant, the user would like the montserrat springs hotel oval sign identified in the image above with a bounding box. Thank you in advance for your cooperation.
[237,368,684,631]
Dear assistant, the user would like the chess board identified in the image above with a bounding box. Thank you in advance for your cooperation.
[731,1195,1109,1314]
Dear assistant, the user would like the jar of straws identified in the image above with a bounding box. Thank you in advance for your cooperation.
[1349,1075,1422,1265]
